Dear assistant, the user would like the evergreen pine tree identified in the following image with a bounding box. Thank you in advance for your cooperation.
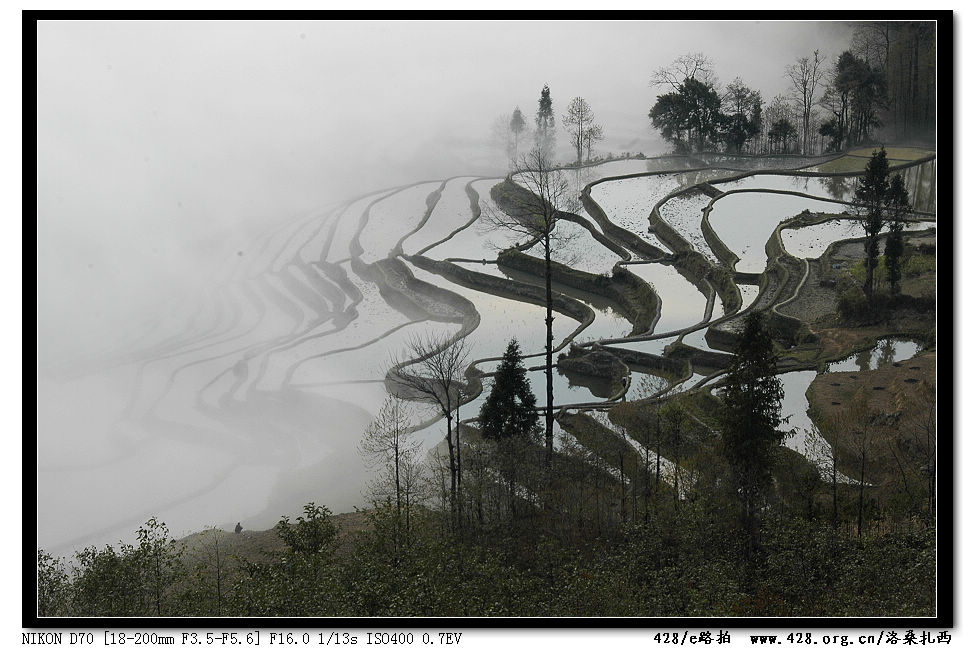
[479,339,540,440]
[854,147,890,302]
[535,84,556,152]
[509,107,526,158]
[719,312,784,559]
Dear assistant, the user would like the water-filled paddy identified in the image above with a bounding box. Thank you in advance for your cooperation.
[423,179,525,260]
[900,159,937,212]
[781,218,931,259]
[708,191,849,272]
[401,177,481,256]
[696,154,831,171]
[357,182,440,264]
[514,159,652,197]
[826,339,922,372]
[657,190,721,264]
[778,337,923,471]
[711,173,857,202]
[590,174,684,233]
[523,219,624,275]
[405,262,581,365]
[327,192,395,262]
[619,262,707,334]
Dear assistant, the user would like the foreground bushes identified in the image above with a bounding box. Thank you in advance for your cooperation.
[38,503,935,617]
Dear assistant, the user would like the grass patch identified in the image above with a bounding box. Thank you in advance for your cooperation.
[847,146,935,161]
[809,156,870,173]
[848,254,936,284]
[809,147,934,173]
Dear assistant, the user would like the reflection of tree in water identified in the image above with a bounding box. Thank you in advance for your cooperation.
[877,338,895,367]
[676,169,710,189]
[905,161,936,212]
[569,167,597,196]
[675,168,734,190]
[790,176,811,194]
[819,176,852,201]
[855,350,872,372]
[645,156,695,173]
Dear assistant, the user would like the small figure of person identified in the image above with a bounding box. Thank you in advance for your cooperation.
[234,522,242,534]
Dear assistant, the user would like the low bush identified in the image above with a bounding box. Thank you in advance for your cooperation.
[838,285,869,320]
[849,253,935,285]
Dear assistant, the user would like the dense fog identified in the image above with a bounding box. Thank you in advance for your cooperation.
[36,20,857,554]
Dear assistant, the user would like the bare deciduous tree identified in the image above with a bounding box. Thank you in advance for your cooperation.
[807,418,843,526]
[583,123,604,163]
[786,50,826,155]
[387,332,469,528]
[359,394,424,547]
[562,96,597,166]
[485,147,577,470]
[650,52,717,91]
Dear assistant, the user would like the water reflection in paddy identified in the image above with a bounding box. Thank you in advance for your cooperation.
[404,262,580,367]
[423,178,524,260]
[782,219,931,259]
[827,339,922,372]
[401,177,481,256]
[658,190,720,264]
[620,262,707,333]
[708,192,848,273]
[711,173,856,202]
[357,182,440,264]
[778,338,923,468]
[609,335,679,358]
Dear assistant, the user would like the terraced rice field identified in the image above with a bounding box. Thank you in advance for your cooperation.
[657,189,721,264]
[590,174,684,233]
[523,219,625,275]
[39,153,937,555]
[708,192,850,272]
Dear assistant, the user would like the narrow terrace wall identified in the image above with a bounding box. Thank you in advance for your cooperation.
[497,249,658,335]
[580,188,668,260]
[405,254,594,328]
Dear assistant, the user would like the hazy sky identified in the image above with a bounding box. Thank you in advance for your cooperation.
[36,19,856,359]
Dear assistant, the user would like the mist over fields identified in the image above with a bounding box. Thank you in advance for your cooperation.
[36,20,857,554]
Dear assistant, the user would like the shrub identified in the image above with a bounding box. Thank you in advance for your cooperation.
[904,254,936,278]
[838,285,868,320]
[850,253,935,284]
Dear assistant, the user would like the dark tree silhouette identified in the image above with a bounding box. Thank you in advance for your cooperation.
[720,77,762,153]
[388,332,469,528]
[719,312,784,559]
[650,77,722,153]
[509,106,526,159]
[535,84,556,153]
[486,147,576,470]
[479,339,540,440]
[854,147,891,303]
[563,96,597,166]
